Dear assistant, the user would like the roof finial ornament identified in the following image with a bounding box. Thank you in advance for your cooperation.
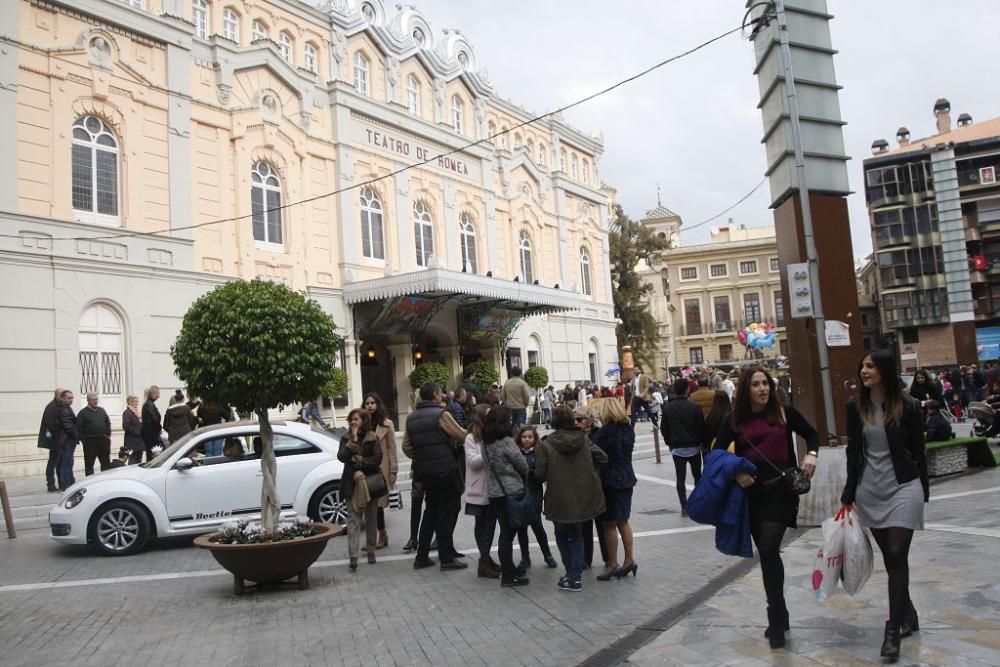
[656,183,662,207]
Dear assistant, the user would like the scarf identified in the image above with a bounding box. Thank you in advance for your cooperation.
[128,404,142,421]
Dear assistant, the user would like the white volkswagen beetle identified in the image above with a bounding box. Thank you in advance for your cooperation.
[49,420,348,556]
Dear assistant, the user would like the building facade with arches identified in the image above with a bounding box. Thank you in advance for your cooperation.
[0,0,617,475]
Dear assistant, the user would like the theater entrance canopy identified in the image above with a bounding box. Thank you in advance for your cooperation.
[344,268,580,357]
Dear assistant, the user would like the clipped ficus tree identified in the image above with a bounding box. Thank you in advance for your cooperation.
[171,279,341,534]
[523,366,549,390]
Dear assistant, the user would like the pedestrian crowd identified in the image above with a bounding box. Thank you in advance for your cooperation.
[35,354,998,660]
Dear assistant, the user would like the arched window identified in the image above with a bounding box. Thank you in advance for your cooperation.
[251,19,267,42]
[360,187,384,260]
[451,95,464,134]
[222,8,239,42]
[582,159,590,184]
[251,161,282,246]
[500,126,509,149]
[277,31,292,62]
[588,338,600,384]
[519,230,533,283]
[487,121,496,144]
[538,142,546,165]
[72,116,119,225]
[580,247,592,296]
[413,201,434,267]
[460,213,477,274]
[514,133,522,149]
[571,153,579,179]
[353,51,369,95]
[559,148,567,172]
[192,0,209,38]
[406,75,420,116]
[79,303,125,418]
[526,138,534,158]
[303,42,318,73]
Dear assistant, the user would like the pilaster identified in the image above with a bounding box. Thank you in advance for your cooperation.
[0,0,20,213]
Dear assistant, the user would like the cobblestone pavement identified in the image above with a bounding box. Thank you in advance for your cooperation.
[2,430,996,667]
[624,468,1000,667]
[0,425,734,667]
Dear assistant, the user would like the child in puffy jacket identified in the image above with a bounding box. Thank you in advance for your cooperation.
[515,426,558,570]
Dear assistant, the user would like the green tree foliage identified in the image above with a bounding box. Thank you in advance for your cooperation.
[464,360,500,393]
[322,367,349,398]
[523,366,549,390]
[608,205,670,365]
[408,362,451,390]
[171,279,341,533]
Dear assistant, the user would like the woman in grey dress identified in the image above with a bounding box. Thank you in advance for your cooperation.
[841,349,928,661]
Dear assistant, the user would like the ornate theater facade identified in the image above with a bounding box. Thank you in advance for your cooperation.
[0,0,617,474]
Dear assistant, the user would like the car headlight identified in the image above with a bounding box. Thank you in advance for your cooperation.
[65,488,87,509]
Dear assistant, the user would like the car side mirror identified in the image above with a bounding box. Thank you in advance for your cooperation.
[175,457,194,471]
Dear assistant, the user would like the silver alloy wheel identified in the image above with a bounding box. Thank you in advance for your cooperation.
[96,507,140,552]
[317,489,348,525]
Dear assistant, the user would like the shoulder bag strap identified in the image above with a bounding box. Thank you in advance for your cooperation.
[742,436,785,476]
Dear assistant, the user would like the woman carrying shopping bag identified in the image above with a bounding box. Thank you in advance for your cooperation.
[841,349,928,661]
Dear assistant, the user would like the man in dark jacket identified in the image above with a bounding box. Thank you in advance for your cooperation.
[77,392,112,476]
[660,379,706,516]
[402,382,468,571]
[37,388,66,492]
[56,390,79,491]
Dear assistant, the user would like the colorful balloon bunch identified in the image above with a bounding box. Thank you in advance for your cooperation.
[738,322,778,351]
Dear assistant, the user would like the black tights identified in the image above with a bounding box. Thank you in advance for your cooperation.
[870,526,914,626]
[517,517,553,560]
[751,521,787,611]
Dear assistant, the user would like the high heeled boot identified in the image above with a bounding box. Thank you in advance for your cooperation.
[900,602,919,638]
[765,606,788,649]
[881,621,901,659]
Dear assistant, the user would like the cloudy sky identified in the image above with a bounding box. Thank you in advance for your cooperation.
[331,0,999,260]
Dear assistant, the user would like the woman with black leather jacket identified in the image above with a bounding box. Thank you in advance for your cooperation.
[842,349,927,661]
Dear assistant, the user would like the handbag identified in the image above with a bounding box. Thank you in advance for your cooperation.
[387,488,404,510]
[483,445,535,530]
[365,472,387,498]
[744,438,811,496]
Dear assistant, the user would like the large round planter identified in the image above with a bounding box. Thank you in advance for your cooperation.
[194,522,345,594]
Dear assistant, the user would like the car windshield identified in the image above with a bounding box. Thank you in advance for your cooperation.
[141,430,201,469]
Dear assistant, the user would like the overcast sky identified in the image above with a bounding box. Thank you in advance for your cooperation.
[324,1,1000,259]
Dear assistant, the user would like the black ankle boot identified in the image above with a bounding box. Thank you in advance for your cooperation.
[881,621,900,660]
[765,606,788,649]
[900,602,919,638]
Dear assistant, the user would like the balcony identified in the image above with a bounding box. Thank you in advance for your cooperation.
[681,322,705,337]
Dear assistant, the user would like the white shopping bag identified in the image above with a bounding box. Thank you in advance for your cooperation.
[812,507,846,601]
[841,508,874,596]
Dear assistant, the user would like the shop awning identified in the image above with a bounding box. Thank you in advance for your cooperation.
[343,267,581,312]
[345,268,582,345]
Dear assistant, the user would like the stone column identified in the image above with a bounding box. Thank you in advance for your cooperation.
[443,179,459,270]
[390,342,415,426]
[0,0,18,213]
[395,163,416,272]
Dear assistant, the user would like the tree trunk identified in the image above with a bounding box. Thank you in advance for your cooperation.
[257,409,280,535]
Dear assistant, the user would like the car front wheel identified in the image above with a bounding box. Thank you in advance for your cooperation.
[308,482,349,525]
[91,501,151,556]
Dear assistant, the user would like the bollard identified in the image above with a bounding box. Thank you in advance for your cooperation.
[652,423,662,464]
[0,480,15,539]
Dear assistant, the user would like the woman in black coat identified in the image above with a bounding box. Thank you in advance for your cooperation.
[591,398,638,581]
[908,369,941,404]
[122,395,144,464]
[140,386,162,461]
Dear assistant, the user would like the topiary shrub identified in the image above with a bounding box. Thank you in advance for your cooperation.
[524,366,549,390]
[408,362,451,390]
[171,278,341,535]
[322,367,349,398]
[464,360,500,393]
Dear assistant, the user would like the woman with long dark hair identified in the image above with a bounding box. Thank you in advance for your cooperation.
[714,366,820,649]
[842,349,927,660]
[363,392,398,550]
[338,408,384,571]
[481,406,530,587]
[703,390,731,449]
[464,405,500,578]
[908,369,941,404]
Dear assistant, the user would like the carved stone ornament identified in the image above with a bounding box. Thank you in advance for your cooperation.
[262,94,277,115]
[89,37,111,62]
[217,84,232,105]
